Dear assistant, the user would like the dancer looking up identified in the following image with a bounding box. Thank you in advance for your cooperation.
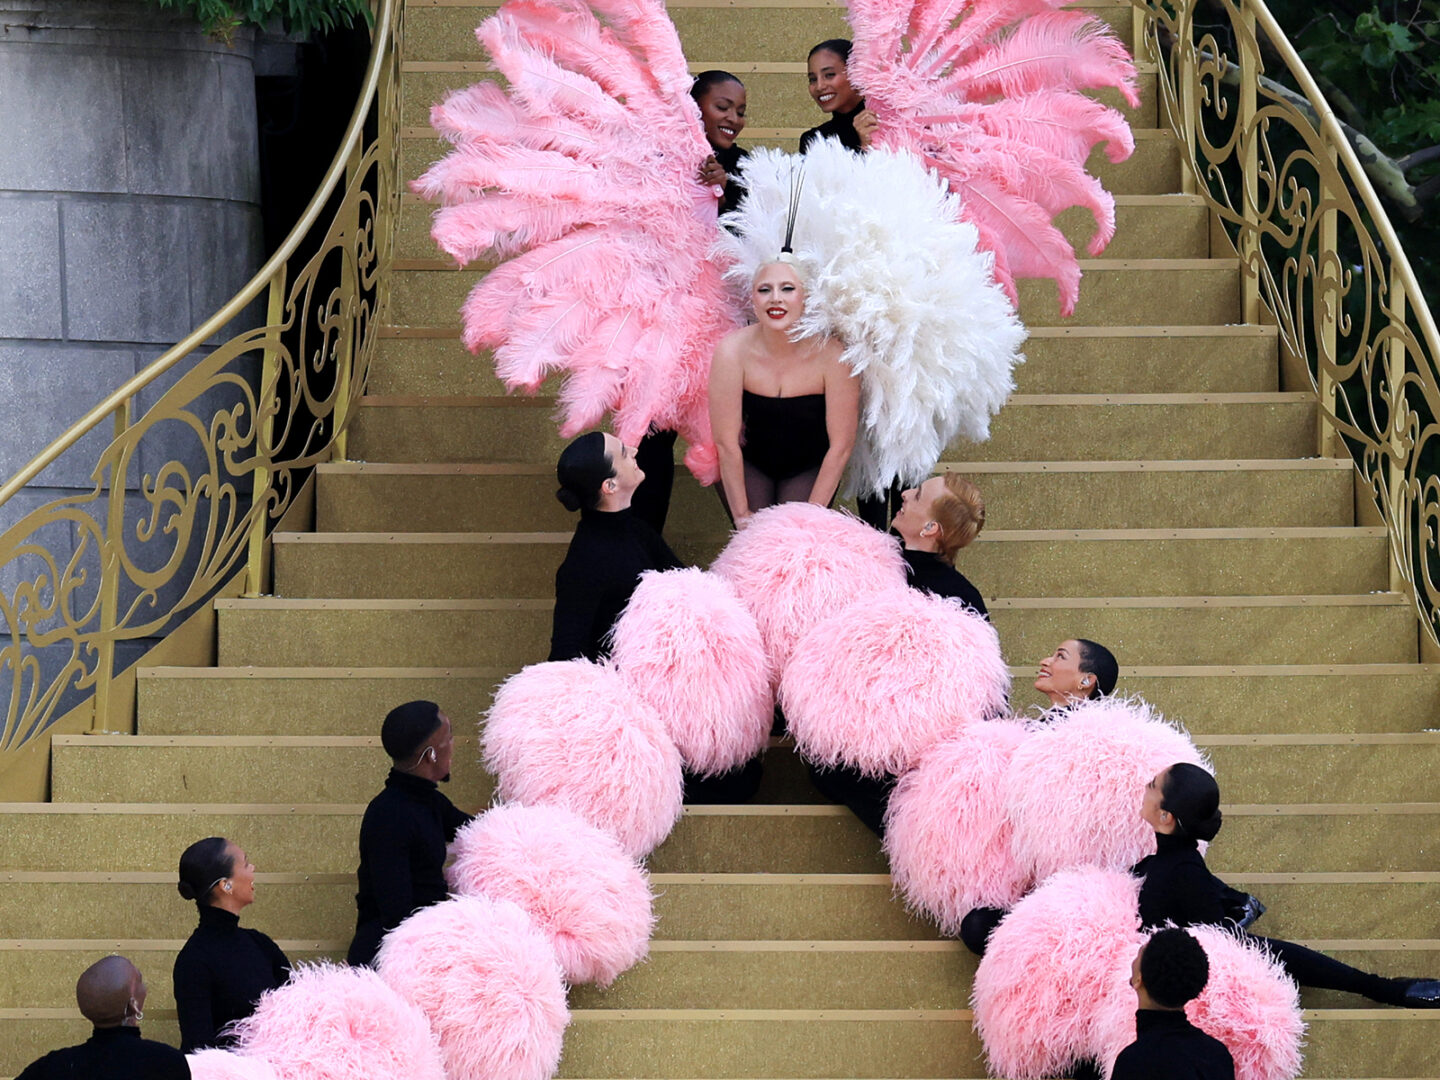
[550,432,682,661]
[800,39,877,153]
[16,956,188,1080]
[1137,763,1440,1007]
[890,474,987,615]
[708,260,861,527]
[173,838,290,1052]
[1111,929,1235,1080]
[1034,638,1119,709]
[693,70,749,215]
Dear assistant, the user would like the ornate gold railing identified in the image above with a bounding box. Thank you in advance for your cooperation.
[1137,0,1440,649]
[0,0,403,764]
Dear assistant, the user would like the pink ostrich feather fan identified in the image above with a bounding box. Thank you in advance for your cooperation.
[482,659,685,857]
[845,0,1139,315]
[187,1051,279,1080]
[610,568,773,777]
[972,867,1144,1079]
[1005,695,1210,883]
[414,0,742,482]
[377,895,569,1080]
[447,803,655,987]
[780,588,1010,776]
[709,503,909,669]
[883,718,1033,929]
[226,962,446,1080]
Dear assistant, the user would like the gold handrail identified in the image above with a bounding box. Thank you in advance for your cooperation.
[1138,0,1440,649]
[0,0,404,762]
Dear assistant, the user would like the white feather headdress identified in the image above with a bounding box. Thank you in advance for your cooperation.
[715,140,1028,498]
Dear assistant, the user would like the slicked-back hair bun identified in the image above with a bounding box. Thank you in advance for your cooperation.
[1161,762,1223,842]
[1075,639,1118,699]
[555,432,615,512]
[177,836,233,905]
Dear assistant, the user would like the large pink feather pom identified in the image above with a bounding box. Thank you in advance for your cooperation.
[780,589,1010,776]
[187,1051,278,1080]
[227,963,445,1080]
[710,504,909,669]
[377,896,569,1080]
[972,868,1144,1079]
[482,659,684,856]
[1005,696,1210,882]
[610,568,773,777]
[1180,927,1306,1080]
[883,719,1033,929]
[447,803,655,987]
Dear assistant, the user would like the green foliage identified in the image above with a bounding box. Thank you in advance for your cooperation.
[151,0,371,39]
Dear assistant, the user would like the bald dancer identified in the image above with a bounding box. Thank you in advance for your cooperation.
[16,955,189,1079]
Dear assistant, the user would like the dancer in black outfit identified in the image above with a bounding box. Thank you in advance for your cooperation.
[1137,763,1440,1007]
[1111,929,1235,1080]
[17,956,188,1080]
[549,432,683,662]
[172,837,289,1053]
[810,474,990,835]
[632,71,753,536]
[347,701,472,967]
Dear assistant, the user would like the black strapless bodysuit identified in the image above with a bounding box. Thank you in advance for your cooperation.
[741,390,830,481]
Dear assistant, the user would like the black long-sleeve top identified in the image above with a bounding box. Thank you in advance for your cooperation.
[902,549,988,618]
[714,143,749,217]
[347,768,473,967]
[1110,1009,1235,1080]
[15,1026,189,1080]
[548,506,683,662]
[1133,831,1229,930]
[799,101,866,154]
[173,905,289,1052]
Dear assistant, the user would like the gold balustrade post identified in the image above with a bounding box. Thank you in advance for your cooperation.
[1316,145,1344,459]
[331,141,365,464]
[1386,267,1408,594]
[89,398,133,734]
[244,267,288,598]
[1176,2,1197,196]
[1237,0,1262,325]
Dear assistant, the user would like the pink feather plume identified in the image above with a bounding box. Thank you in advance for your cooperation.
[415,0,740,481]
[846,0,1138,315]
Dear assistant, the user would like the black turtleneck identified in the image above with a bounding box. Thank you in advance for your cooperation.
[799,100,866,154]
[902,549,988,618]
[347,768,473,967]
[1110,1009,1235,1080]
[1133,831,1228,930]
[549,506,683,662]
[15,1025,189,1080]
[173,904,289,1053]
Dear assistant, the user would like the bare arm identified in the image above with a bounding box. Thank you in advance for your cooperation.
[808,348,860,507]
[709,332,751,523]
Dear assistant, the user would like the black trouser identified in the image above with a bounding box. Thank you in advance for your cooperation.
[960,908,1411,1006]
[683,759,764,804]
[808,763,895,837]
[856,482,902,532]
[633,428,677,535]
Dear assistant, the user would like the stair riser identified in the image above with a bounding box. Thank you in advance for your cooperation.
[216,602,1418,668]
[402,68,1158,133]
[135,669,1440,737]
[0,878,1429,942]
[49,736,1440,808]
[371,325,1278,397]
[2,808,1436,874]
[404,4,1137,69]
[347,399,1316,466]
[272,534,1390,600]
[315,466,1349,535]
[386,257,1234,331]
[1,1013,1427,1080]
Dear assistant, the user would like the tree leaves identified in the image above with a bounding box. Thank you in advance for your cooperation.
[149,0,372,38]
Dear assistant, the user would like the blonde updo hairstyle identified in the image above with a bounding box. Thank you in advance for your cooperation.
[929,475,985,565]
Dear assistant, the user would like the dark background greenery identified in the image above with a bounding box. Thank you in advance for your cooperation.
[151,0,370,37]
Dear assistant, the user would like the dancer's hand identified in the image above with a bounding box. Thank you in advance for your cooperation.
[854,108,879,149]
[698,154,728,188]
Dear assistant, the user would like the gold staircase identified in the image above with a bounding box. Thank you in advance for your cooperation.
[2,1,1438,1077]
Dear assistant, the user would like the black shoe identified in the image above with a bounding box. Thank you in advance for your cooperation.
[1402,979,1440,1007]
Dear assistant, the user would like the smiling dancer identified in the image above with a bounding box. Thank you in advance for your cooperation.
[800,39,877,153]
[693,70,749,215]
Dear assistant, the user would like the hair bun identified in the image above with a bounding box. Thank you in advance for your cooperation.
[555,486,582,512]
[177,881,197,901]
[1190,809,1223,843]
